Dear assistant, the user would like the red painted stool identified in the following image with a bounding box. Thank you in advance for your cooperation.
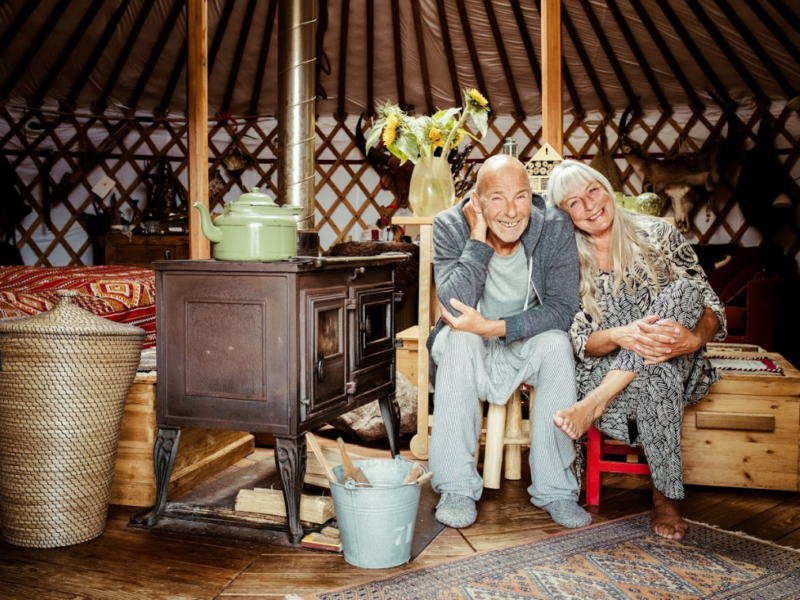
[585,425,651,505]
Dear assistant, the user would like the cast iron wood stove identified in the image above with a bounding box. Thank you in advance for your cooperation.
[131,255,406,542]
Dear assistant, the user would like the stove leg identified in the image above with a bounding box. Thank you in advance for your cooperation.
[379,392,401,458]
[275,435,307,544]
[130,426,182,526]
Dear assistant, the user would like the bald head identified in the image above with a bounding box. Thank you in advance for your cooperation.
[476,155,530,197]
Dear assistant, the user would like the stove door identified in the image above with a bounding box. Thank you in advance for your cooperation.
[351,283,395,369]
[302,287,348,421]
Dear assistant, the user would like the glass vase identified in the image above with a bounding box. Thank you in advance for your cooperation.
[408,155,456,217]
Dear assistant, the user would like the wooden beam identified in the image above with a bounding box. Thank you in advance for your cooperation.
[337,0,351,118]
[410,0,434,115]
[188,0,210,260]
[0,0,72,101]
[435,0,461,108]
[31,0,105,106]
[605,0,670,113]
[390,0,406,109]
[208,0,236,77]
[575,0,638,109]
[561,2,611,115]
[367,0,375,115]
[128,0,185,111]
[222,0,259,115]
[654,0,732,105]
[533,0,583,119]
[455,0,487,98]
[249,0,278,117]
[0,0,42,59]
[157,44,187,117]
[765,0,800,35]
[713,0,797,99]
[67,0,132,106]
[628,0,702,111]
[541,0,562,152]
[482,0,524,117]
[510,0,542,95]
[683,0,765,100]
[745,0,800,67]
[97,0,158,112]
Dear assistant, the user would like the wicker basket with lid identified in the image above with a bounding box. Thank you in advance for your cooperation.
[0,290,144,548]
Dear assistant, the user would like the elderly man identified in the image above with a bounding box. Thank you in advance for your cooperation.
[428,155,588,529]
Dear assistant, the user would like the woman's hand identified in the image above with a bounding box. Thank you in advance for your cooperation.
[610,315,661,353]
[440,298,505,338]
[635,318,701,365]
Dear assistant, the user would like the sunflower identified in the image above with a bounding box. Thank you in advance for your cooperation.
[428,127,444,148]
[382,113,399,147]
[449,130,464,149]
[466,88,489,109]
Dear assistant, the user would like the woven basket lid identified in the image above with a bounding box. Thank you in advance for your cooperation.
[0,290,144,338]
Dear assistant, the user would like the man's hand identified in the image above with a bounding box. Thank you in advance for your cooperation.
[634,318,702,365]
[440,298,506,338]
[463,196,488,243]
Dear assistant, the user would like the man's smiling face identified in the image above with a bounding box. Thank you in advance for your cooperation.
[475,161,532,248]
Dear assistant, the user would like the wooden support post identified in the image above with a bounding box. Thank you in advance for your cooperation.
[504,388,523,481]
[187,0,210,259]
[541,0,563,154]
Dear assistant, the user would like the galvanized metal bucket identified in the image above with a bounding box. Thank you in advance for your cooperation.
[330,456,426,569]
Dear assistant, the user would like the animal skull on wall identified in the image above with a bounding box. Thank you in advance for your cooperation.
[617,102,738,233]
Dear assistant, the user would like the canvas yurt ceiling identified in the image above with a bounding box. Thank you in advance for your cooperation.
[1,0,798,118]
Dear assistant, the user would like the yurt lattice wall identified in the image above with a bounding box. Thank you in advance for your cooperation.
[2,103,799,266]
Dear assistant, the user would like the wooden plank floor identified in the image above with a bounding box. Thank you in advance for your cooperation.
[1,437,799,600]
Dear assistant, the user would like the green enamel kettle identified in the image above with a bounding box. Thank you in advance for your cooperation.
[193,188,303,261]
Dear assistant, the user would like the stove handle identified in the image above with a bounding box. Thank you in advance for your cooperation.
[349,267,366,281]
[359,316,372,338]
[316,355,325,380]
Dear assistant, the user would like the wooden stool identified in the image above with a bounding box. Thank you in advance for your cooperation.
[478,387,532,489]
[585,425,651,505]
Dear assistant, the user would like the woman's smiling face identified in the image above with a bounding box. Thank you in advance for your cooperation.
[562,180,616,238]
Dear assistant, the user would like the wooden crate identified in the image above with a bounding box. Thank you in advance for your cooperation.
[682,352,800,492]
[395,325,420,384]
[111,373,255,507]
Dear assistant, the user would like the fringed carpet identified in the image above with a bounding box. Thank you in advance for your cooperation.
[297,513,800,600]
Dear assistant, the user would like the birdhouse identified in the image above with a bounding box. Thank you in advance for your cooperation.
[525,143,564,194]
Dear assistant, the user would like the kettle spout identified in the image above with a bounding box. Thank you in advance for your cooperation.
[193,202,223,243]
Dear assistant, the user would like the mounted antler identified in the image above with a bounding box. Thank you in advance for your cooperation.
[354,114,414,208]
[617,98,739,233]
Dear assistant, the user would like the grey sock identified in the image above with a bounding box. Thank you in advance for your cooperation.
[435,493,477,528]
[541,499,592,528]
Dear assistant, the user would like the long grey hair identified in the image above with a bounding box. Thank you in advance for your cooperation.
[548,160,662,324]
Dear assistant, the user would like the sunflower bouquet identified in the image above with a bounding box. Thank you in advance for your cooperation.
[365,88,490,165]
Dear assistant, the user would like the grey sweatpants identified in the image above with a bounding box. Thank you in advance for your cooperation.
[429,328,580,507]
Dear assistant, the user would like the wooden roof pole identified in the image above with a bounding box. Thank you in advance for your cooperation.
[188,0,210,259]
[541,0,562,154]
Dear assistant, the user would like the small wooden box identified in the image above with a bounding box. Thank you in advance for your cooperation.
[111,372,255,506]
[682,352,800,492]
[106,233,189,268]
[396,325,420,384]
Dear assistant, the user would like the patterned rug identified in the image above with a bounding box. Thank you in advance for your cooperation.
[299,514,800,600]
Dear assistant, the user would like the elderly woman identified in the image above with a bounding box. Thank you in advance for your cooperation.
[547,160,726,540]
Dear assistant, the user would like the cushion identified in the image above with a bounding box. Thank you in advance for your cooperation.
[0,266,156,349]
[718,264,766,306]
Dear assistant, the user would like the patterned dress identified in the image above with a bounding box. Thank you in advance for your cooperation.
[569,217,727,499]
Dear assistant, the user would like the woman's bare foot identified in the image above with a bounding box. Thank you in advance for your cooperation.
[651,489,688,540]
[553,392,604,440]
